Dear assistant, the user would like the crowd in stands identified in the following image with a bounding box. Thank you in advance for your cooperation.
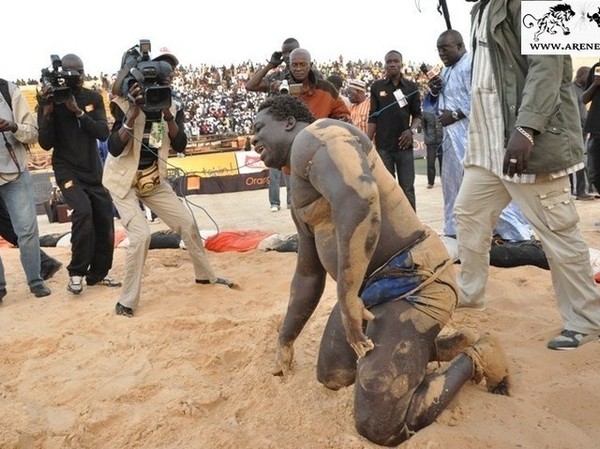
[16,57,440,139]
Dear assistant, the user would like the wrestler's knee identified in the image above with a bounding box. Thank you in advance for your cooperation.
[355,413,410,447]
[316,367,355,390]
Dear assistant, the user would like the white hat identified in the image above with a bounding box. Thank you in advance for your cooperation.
[152,47,179,68]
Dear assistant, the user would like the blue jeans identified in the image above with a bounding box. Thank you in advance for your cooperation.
[268,168,290,208]
[0,169,43,290]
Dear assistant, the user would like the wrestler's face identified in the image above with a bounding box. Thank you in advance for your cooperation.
[252,108,292,169]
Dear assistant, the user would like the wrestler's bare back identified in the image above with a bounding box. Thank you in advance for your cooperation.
[290,121,427,279]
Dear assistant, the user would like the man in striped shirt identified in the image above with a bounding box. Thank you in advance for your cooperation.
[456,0,600,350]
[347,79,370,134]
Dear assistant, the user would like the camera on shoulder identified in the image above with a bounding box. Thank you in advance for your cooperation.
[40,55,80,104]
[112,39,172,115]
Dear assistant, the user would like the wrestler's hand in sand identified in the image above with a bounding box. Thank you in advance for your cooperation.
[340,303,375,357]
[271,341,294,376]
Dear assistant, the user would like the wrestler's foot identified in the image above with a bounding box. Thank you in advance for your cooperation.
[463,334,510,395]
[435,329,478,362]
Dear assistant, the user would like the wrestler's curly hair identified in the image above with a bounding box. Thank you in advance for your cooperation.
[257,95,316,124]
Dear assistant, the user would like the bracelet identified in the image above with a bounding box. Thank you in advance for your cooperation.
[164,114,174,122]
[516,126,534,146]
[122,123,133,131]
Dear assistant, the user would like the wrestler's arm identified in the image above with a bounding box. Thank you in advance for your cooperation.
[272,215,327,376]
[307,141,379,357]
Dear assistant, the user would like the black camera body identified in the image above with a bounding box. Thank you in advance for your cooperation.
[116,39,172,114]
[40,55,80,104]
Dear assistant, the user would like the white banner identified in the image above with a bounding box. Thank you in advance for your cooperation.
[521,1,600,55]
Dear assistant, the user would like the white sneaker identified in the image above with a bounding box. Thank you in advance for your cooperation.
[67,276,83,295]
[270,206,280,212]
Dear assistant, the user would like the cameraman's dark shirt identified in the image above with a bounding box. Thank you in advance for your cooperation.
[38,87,109,186]
[368,76,422,152]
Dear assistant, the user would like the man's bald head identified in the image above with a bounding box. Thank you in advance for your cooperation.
[290,48,311,64]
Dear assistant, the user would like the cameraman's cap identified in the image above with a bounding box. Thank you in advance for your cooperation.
[347,79,366,92]
[152,47,179,68]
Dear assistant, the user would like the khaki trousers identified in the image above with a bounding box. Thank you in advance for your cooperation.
[111,181,216,309]
[455,166,600,334]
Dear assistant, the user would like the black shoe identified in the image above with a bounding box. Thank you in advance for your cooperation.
[40,258,63,281]
[115,302,134,317]
[0,288,6,303]
[30,283,51,298]
[195,277,235,288]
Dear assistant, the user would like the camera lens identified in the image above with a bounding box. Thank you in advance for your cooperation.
[279,80,289,94]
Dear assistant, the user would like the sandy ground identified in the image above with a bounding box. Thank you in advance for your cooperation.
[1,174,599,449]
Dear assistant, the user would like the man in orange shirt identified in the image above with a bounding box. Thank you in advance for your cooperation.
[287,48,351,121]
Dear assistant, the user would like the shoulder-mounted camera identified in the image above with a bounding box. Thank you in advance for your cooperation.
[40,55,80,104]
[112,39,172,115]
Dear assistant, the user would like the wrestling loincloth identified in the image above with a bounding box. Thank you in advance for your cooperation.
[359,229,458,326]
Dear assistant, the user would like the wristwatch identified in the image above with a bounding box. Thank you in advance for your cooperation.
[451,110,459,121]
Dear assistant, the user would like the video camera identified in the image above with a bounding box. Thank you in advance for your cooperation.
[40,55,80,104]
[114,39,172,114]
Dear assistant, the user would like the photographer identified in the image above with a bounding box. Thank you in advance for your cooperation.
[0,78,51,300]
[245,37,299,95]
[38,53,120,295]
[104,45,233,318]
[245,38,300,212]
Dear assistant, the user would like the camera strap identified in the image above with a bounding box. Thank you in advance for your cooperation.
[0,131,22,182]
[0,79,30,153]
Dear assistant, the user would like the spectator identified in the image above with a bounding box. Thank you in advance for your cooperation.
[420,106,442,189]
[244,38,297,212]
[326,74,351,107]
[425,30,532,243]
[0,78,51,300]
[455,0,600,350]
[288,48,351,121]
[0,197,62,280]
[583,61,600,196]
[367,50,422,211]
[347,79,370,134]
[572,66,593,200]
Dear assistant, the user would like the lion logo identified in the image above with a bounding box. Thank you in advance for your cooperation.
[588,7,600,27]
[522,3,576,42]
